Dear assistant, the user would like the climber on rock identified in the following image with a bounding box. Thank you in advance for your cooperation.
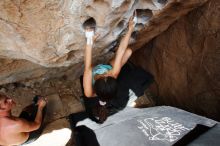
[82,15,136,122]
[0,93,47,146]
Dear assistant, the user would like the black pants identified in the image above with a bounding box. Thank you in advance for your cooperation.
[19,104,46,145]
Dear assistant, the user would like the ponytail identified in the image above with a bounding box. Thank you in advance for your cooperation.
[92,100,109,123]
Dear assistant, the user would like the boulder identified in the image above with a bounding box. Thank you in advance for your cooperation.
[131,0,220,121]
[0,0,207,84]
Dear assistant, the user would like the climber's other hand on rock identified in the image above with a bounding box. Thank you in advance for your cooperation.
[128,16,135,32]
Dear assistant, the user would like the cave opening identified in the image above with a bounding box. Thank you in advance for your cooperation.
[136,9,153,25]
[82,17,97,30]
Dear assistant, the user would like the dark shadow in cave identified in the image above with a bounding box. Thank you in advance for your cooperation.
[83,17,96,30]
[136,9,153,25]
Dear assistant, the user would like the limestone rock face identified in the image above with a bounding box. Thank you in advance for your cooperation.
[0,57,86,85]
[0,0,207,67]
[0,59,46,84]
[131,0,220,120]
[0,0,208,85]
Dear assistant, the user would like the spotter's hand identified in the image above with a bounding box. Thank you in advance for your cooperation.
[37,97,47,108]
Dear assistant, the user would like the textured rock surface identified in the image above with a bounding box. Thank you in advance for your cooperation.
[0,0,207,84]
[0,0,206,65]
[0,58,84,85]
[131,0,220,120]
[0,53,113,85]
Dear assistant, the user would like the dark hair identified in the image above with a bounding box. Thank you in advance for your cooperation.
[92,105,109,124]
[93,76,117,123]
[94,76,117,101]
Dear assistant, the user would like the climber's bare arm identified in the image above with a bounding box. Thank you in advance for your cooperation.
[112,17,135,77]
[16,99,46,132]
[83,30,99,98]
[83,44,96,97]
